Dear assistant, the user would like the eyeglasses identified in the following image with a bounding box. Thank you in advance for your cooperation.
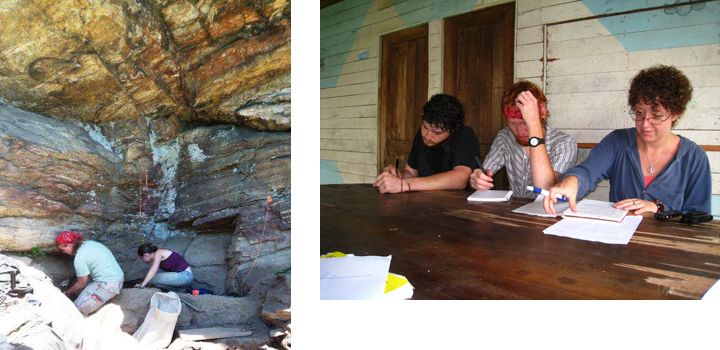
[628,109,671,125]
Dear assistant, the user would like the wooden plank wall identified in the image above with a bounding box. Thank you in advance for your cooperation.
[320,0,509,184]
[321,0,719,214]
[515,0,720,211]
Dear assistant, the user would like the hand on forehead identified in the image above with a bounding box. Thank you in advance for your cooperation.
[504,91,546,119]
[515,90,537,106]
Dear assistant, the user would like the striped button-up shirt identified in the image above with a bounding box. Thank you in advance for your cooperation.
[483,124,577,199]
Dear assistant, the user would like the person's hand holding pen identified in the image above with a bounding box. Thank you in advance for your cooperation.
[469,156,494,191]
[374,159,406,193]
[380,162,401,177]
[542,176,579,215]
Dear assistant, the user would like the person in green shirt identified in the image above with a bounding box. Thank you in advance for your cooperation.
[56,231,124,315]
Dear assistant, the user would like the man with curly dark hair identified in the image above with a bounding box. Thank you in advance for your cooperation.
[373,93,480,193]
[544,65,711,215]
[469,80,577,198]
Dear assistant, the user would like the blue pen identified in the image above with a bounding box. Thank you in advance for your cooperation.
[526,186,568,202]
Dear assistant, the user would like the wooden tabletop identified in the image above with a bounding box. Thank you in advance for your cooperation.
[320,184,720,299]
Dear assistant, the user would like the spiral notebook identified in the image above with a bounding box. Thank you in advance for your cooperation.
[467,190,513,202]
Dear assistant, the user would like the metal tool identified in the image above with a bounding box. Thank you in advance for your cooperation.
[0,264,33,298]
[179,297,199,311]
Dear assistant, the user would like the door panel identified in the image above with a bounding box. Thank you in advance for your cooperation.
[444,3,515,190]
[379,25,429,173]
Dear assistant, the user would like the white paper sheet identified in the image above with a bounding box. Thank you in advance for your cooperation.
[320,255,392,300]
[543,215,643,245]
[702,279,720,300]
[512,195,570,217]
[562,199,628,222]
[467,190,513,202]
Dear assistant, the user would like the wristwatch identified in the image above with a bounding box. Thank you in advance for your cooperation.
[529,137,545,147]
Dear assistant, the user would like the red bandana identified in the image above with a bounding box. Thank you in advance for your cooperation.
[503,104,522,119]
[502,103,546,119]
[56,231,82,245]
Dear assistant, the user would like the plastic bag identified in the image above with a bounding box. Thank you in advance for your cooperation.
[132,291,181,349]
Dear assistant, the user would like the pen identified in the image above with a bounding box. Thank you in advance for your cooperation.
[526,186,568,202]
[395,159,399,177]
[474,156,485,173]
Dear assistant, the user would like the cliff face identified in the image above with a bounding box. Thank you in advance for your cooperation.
[0,0,290,130]
[0,0,291,300]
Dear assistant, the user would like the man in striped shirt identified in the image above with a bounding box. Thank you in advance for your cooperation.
[469,81,577,199]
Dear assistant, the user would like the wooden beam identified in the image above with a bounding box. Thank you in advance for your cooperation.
[578,143,719,151]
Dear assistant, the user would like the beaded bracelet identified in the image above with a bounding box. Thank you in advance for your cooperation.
[653,199,665,212]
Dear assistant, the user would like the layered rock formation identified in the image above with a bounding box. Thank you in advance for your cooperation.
[0,102,291,294]
[0,0,291,341]
[0,0,291,130]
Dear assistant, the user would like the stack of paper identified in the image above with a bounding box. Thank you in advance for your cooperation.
[543,199,641,245]
[320,252,414,300]
[562,199,628,222]
[383,273,414,300]
[467,190,513,202]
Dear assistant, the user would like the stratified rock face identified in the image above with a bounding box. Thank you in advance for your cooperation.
[169,125,290,229]
[0,0,290,131]
[169,125,291,296]
[0,104,290,298]
[0,105,128,251]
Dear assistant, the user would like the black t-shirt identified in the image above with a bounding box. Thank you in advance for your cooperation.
[407,125,480,179]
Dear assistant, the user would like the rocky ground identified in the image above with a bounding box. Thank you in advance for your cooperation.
[0,253,290,349]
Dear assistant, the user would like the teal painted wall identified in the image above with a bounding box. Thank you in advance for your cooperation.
[321,0,479,89]
[321,159,345,184]
[320,0,373,89]
[581,0,720,51]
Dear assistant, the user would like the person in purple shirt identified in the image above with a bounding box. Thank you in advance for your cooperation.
[136,243,193,291]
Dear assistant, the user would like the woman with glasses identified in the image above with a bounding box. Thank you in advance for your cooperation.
[543,65,711,215]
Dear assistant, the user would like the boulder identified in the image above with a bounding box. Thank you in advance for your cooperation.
[106,287,269,348]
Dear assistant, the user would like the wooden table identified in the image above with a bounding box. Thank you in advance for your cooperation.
[320,184,720,299]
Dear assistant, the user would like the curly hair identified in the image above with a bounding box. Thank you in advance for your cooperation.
[629,65,692,127]
[502,80,549,117]
[422,94,465,133]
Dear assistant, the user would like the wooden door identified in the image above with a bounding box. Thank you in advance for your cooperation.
[379,25,429,173]
[444,3,515,190]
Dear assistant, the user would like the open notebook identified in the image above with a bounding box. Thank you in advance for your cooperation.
[562,199,628,222]
[544,199,639,245]
[467,190,513,202]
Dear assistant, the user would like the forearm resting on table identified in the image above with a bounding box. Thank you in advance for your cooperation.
[399,166,418,179]
[404,167,470,191]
